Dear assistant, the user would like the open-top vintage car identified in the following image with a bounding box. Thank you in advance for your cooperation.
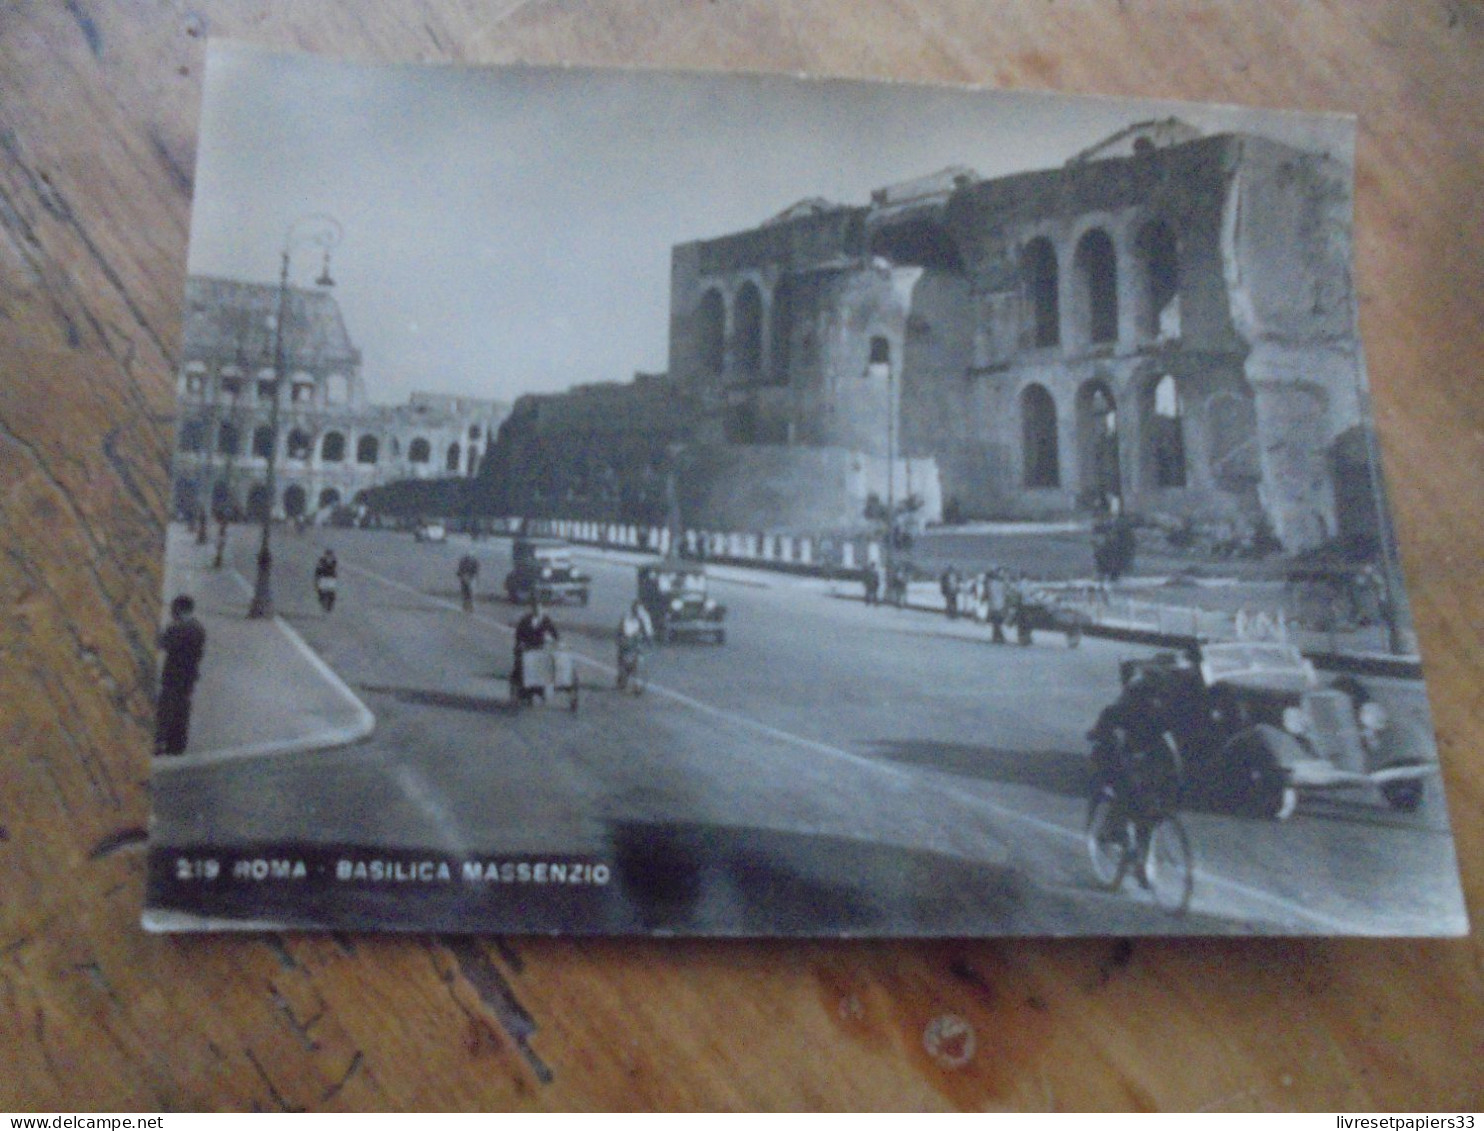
[1088,641,1435,819]
[638,560,726,644]
[504,537,591,605]
[1012,584,1094,647]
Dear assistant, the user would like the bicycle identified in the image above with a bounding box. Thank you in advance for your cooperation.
[1085,784,1194,916]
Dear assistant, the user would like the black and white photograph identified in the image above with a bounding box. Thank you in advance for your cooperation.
[145,41,1470,937]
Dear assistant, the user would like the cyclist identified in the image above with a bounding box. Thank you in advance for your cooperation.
[616,599,654,691]
[1087,658,1189,886]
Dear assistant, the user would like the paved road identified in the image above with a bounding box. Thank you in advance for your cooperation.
[149,528,1467,936]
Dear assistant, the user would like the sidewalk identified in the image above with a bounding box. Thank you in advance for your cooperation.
[153,526,375,771]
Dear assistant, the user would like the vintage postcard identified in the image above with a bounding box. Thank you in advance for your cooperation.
[145,42,1469,936]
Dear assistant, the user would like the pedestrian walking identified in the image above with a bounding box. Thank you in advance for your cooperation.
[940,565,961,620]
[155,594,206,756]
[863,560,881,606]
[456,551,480,612]
[314,548,338,613]
[988,569,1009,644]
[212,517,228,571]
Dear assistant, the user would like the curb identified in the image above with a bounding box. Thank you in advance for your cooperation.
[151,569,377,774]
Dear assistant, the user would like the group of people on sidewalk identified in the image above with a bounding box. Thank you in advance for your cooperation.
[859,559,1036,645]
[941,565,1034,644]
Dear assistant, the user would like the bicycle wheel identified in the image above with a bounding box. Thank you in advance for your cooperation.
[1143,815,1194,916]
[1086,792,1132,890]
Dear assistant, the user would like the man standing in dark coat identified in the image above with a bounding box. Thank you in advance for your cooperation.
[156,594,206,756]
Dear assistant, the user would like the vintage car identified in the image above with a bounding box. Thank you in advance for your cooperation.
[1012,585,1094,647]
[413,520,447,544]
[637,561,726,644]
[1088,641,1435,819]
[504,538,591,605]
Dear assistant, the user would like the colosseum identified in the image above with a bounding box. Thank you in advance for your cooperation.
[172,276,507,523]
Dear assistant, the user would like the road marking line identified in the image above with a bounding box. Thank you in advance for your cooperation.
[345,561,1367,932]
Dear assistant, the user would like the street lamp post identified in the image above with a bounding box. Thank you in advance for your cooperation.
[247,214,342,620]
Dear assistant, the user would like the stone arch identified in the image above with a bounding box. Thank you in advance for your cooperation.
[409,437,431,464]
[1135,219,1180,340]
[211,479,236,518]
[178,418,207,453]
[1022,237,1060,348]
[287,428,312,461]
[870,219,966,273]
[282,484,307,518]
[1020,383,1060,489]
[733,282,763,378]
[318,488,341,511]
[446,441,461,473]
[1073,228,1119,346]
[252,426,275,460]
[246,482,272,521]
[356,435,379,464]
[697,288,725,378]
[1076,378,1122,511]
[769,276,796,386]
[217,421,241,456]
[1141,373,1187,488]
[321,430,346,463]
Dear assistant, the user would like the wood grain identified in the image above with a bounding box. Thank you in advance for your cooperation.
[1,0,1481,1111]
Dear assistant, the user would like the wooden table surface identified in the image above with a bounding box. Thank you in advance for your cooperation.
[2,1,1481,1112]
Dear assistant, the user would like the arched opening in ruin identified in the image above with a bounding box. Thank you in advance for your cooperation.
[321,431,346,463]
[446,442,461,473]
[869,220,966,274]
[282,484,307,518]
[733,283,763,379]
[217,421,240,457]
[287,429,312,461]
[1076,378,1122,511]
[697,289,725,378]
[1074,229,1119,345]
[246,483,272,522]
[1135,220,1180,340]
[211,480,236,518]
[768,277,796,386]
[356,435,379,464]
[173,477,199,519]
[1022,237,1060,348]
[1021,383,1060,488]
[409,437,431,464]
[178,418,206,453]
[1143,374,1187,488]
[318,488,341,511]
[252,426,275,460]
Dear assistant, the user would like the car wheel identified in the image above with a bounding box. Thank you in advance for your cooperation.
[1380,765,1425,812]
[1225,727,1294,819]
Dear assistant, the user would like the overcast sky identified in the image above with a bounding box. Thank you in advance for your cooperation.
[187,42,1354,407]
